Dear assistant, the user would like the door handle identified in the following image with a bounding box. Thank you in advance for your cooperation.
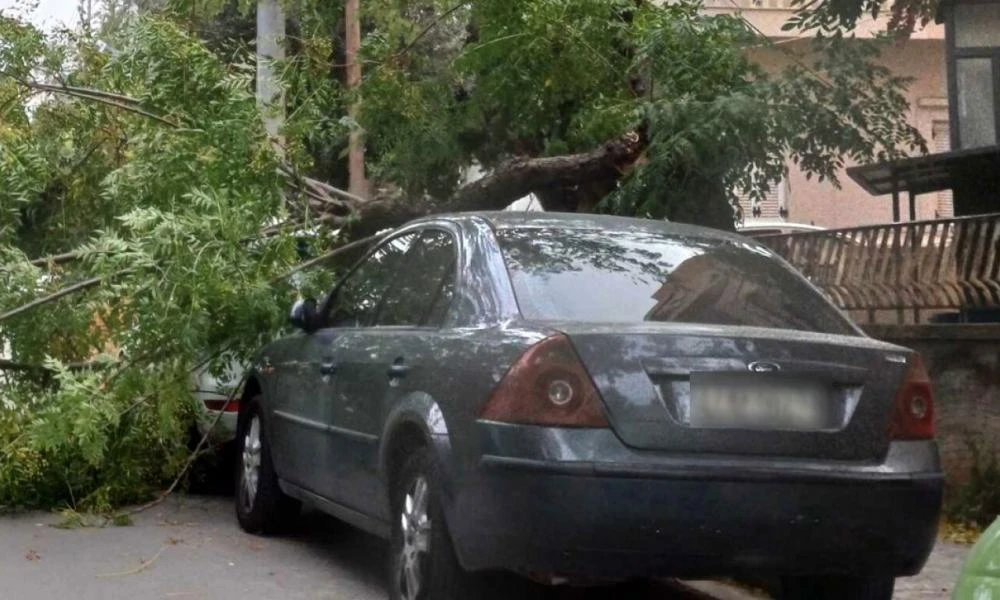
[387,361,410,379]
[319,360,338,376]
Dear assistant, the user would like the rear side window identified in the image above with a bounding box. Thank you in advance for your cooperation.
[495,227,856,336]
[376,230,458,327]
[326,233,417,327]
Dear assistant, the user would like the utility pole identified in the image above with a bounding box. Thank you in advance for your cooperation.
[345,0,368,199]
[79,0,94,35]
[256,0,286,145]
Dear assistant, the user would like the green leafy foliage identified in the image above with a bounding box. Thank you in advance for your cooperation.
[346,0,924,223]
[946,439,1000,530]
[0,0,928,510]
[0,15,331,511]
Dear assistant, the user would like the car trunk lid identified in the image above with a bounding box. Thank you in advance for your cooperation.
[551,322,911,461]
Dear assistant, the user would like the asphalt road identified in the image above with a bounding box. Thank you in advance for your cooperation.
[0,494,719,600]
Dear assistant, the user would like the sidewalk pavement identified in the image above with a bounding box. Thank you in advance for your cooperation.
[681,539,972,600]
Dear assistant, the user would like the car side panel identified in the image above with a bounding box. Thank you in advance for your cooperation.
[373,326,550,519]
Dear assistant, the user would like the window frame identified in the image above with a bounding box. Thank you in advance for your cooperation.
[317,224,463,331]
[317,230,418,329]
[369,227,461,330]
[947,0,1000,149]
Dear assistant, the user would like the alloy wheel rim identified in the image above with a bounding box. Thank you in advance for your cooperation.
[241,416,261,511]
[397,475,431,600]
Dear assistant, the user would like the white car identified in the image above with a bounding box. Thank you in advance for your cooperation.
[191,361,244,445]
[737,220,825,238]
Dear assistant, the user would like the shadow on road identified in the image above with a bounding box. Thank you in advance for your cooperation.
[261,506,712,599]
[183,456,713,599]
[286,508,390,593]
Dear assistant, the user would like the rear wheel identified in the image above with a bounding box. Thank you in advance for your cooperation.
[782,575,894,600]
[389,448,470,600]
[234,399,300,534]
[388,448,548,600]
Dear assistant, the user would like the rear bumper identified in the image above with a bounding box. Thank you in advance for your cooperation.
[194,405,238,444]
[447,429,943,580]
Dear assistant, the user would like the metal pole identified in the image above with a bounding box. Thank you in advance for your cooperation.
[908,189,917,221]
[257,0,286,144]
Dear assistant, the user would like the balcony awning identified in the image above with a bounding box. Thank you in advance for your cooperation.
[847,146,1000,197]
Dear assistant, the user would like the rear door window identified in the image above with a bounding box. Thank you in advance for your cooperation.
[375,230,458,327]
[325,233,417,327]
[495,227,856,336]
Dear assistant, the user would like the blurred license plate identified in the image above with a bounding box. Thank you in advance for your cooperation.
[690,373,832,431]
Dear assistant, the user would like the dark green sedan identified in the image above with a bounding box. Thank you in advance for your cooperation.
[233,212,943,600]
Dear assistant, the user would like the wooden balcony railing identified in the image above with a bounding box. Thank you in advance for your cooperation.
[756,213,1000,314]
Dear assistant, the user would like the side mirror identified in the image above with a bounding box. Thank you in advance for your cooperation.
[289,298,318,332]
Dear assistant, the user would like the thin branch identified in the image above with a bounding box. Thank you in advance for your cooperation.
[319,1,470,69]
[25,82,144,107]
[277,166,365,205]
[395,1,470,59]
[270,233,381,283]
[118,393,154,418]
[0,275,110,323]
[123,373,245,516]
[26,250,89,267]
[35,85,183,128]
[2,75,185,129]
[96,545,167,578]
[0,358,117,372]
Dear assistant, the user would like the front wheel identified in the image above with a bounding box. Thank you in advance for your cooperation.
[782,575,894,600]
[234,399,300,534]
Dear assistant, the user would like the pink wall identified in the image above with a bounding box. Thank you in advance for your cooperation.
[746,39,949,228]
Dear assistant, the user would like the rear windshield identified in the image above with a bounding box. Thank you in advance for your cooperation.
[495,227,857,336]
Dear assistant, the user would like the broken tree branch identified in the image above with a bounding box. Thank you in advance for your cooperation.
[336,130,648,240]
[446,131,646,212]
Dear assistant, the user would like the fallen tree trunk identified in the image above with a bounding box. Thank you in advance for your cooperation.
[337,130,647,239]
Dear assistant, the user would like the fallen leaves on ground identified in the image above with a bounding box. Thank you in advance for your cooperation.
[25,549,41,561]
[941,519,983,545]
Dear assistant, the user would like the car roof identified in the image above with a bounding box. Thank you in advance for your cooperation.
[412,211,750,244]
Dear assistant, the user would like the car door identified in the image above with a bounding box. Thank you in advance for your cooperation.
[262,332,333,491]
[305,231,418,504]
[329,227,460,514]
[268,232,415,502]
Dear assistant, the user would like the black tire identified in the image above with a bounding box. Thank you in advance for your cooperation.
[782,575,895,600]
[186,425,236,496]
[234,398,300,534]
[388,447,487,600]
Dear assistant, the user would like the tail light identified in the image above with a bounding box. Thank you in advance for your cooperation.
[479,334,609,428]
[203,398,240,413]
[889,354,935,440]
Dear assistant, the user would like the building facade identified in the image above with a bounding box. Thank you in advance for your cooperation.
[703,0,949,229]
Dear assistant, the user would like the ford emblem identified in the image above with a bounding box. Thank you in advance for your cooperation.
[748,361,780,373]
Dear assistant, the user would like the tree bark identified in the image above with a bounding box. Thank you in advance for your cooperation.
[345,0,368,199]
